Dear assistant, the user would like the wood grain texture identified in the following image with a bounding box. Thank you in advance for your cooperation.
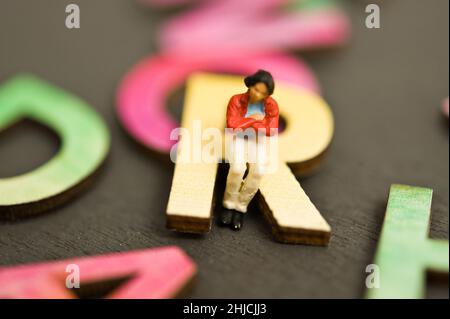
[167,73,333,244]
[165,74,226,233]
[0,75,110,220]
[366,184,449,299]
[258,164,331,245]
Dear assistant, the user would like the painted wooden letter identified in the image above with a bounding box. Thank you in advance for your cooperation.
[366,184,449,299]
[0,75,110,220]
[166,73,333,245]
[0,247,196,299]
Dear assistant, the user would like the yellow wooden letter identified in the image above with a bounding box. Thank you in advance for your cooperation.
[166,73,333,245]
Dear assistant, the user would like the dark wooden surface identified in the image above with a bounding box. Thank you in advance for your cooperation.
[0,0,448,298]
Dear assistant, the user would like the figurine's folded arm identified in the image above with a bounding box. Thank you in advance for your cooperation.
[226,95,256,130]
[251,99,279,136]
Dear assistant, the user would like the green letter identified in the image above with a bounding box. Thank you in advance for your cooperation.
[367,184,449,298]
[0,75,110,219]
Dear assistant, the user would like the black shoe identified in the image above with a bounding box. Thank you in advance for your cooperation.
[219,209,234,226]
[231,212,244,231]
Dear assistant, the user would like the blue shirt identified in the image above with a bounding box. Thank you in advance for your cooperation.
[245,101,265,118]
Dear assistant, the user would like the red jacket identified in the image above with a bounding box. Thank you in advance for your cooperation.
[226,92,279,136]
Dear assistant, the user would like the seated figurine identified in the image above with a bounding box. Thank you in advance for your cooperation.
[221,70,279,230]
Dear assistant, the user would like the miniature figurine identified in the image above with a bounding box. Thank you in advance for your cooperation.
[221,70,279,230]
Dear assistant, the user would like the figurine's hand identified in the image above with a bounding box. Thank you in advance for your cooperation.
[247,114,265,121]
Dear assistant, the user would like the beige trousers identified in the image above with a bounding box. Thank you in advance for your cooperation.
[223,132,273,213]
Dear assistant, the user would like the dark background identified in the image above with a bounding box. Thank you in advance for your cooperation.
[0,0,448,298]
